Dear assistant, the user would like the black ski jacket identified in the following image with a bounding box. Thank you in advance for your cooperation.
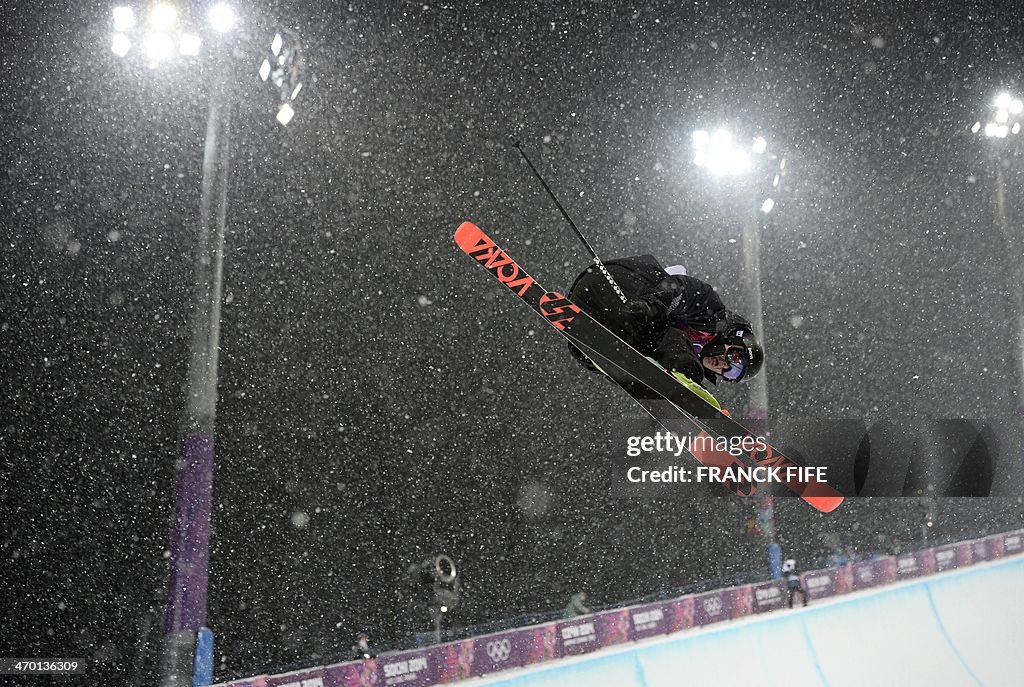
[567,256,749,384]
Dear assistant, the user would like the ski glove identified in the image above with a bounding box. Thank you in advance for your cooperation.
[654,327,705,385]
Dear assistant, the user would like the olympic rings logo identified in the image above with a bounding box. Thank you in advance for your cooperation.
[486,639,512,662]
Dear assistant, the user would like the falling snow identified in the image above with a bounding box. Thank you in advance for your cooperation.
[3,2,1024,685]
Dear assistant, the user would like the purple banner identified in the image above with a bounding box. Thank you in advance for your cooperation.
[374,649,439,687]
[666,596,695,632]
[957,542,974,567]
[730,585,753,619]
[834,564,854,594]
[325,660,374,687]
[436,641,475,683]
[802,569,839,601]
[555,609,630,656]
[1003,530,1024,556]
[597,610,631,649]
[852,560,884,590]
[460,629,528,679]
[972,538,990,562]
[879,556,896,584]
[165,434,215,633]
[750,581,786,613]
[987,534,1007,559]
[555,616,599,656]
[934,543,963,572]
[933,544,970,569]
[895,551,927,579]
[693,590,732,626]
[525,624,558,665]
[628,602,671,641]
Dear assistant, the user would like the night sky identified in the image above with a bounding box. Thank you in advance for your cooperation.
[4,0,1024,683]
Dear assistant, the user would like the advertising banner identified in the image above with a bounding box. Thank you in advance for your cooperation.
[666,596,695,632]
[934,543,965,572]
[692,590,732,626]
[1002,530,1024,556]
[750,581,786,613]
[852,560,884,590]
[463,630,530,680]
[627,602,671,641]
[802,568,839,601]
[372,648,438,687]
[729,585,753,619]
[895,551,927,579]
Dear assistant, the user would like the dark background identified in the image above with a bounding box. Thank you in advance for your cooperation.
[4,0,1024,683]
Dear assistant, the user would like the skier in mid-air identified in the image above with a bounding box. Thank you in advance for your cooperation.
[567,257,763,388]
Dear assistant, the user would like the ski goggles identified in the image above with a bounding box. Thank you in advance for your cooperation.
[704,344,749,381]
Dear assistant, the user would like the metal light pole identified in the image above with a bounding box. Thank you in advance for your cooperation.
[160,62,232,687]
[108,5,305,685]
[691,128,784,576]
[972,93,1024,451]
[691,129,782,419]
[740,213,768,419]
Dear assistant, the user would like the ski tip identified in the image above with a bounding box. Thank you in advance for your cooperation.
[454,222,484,251]
[806,495,844,513]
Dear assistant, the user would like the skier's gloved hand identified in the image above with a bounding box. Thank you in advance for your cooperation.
[715,311,753,338]
[621,299,654,323]
[665,355,705,385]
[654,327,705,385]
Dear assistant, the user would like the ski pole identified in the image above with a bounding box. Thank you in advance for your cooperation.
[510,137,628,304]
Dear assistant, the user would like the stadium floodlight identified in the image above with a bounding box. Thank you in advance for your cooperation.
[179,33,201,56]
[271,33,283,56]
[148,3,177,30]
[143,31,175,65]
[752,136,768,154]
[761,198,775,214]
[290,82,302,100]
[111,33,132,57]
[112,6,135,31]
[276,102,295,126]
[975,92,1024,141]
[692,127,759,176]
[259,58,271,81]
[208,4,236,33]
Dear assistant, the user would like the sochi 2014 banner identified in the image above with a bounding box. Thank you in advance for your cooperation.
[894,549,936,579]
[749,581,787,613]
[1004,530,1024,555]
[801,568,840,601]
[627,601,672,641]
